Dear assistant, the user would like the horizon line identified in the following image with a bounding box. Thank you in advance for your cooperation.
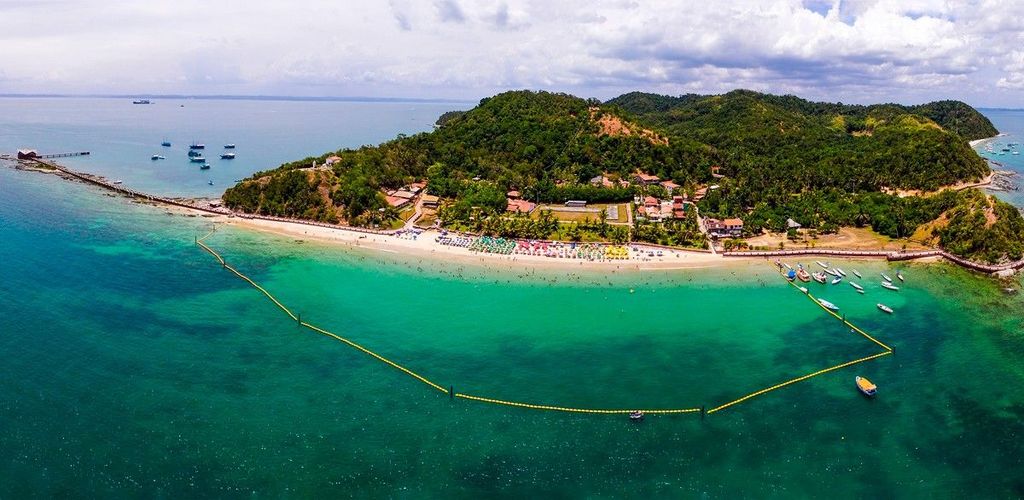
[0,93,477,104]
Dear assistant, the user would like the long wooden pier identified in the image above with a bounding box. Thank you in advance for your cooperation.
[39,151,90,159]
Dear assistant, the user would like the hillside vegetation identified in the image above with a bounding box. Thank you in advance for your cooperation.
[223,89,1024,264]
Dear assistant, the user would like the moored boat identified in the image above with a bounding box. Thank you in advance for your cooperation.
[877,303,893,314]
[200,163,211,170]
[188,150,202,157]
[881,273,893,282]
[835,267,846,277]
[853,269,862,278]
[629,411,644,421]
[787,269,797,281]
[816,261,829,269]
[813,272,827,284]
[190,156,206,163]
[831,277,842,285]
[855,376,877,397]
[783,262,793,270]
[798,286,808,294]
[151,154,165,160]
[896,270,904,282]
[161,141,171,147]
[224,144,236,149]
[797,269,811,282]
[220,152,235,159]
[189,143,205,150]
[850,281,863,291]
[881,281,900,291]
[818,299,839,311]
[825,268,840,277]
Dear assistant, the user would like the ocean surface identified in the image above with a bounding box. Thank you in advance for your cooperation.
[975,108,1024,206]
[2,99,1024,497]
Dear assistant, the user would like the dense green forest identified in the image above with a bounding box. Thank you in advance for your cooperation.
[222,89,1024,264]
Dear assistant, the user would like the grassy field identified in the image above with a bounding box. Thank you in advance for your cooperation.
[533,203,630,223]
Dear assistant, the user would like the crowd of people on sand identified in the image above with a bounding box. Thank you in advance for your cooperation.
[430,231,691,262]
[393,228,423,240]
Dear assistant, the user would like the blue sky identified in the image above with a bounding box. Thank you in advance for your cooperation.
[2,0,1023,106]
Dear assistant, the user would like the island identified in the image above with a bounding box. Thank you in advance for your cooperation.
[222,89,1023,266]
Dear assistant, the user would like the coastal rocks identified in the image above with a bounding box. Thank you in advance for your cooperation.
[988,170,1019,192]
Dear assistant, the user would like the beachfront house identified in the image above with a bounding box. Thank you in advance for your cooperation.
[17,149,38,160]
[660,180,680,194]
[507,198,536,213]
[706,218,744,238]
[421,194,440,208]
[635,172,660,185]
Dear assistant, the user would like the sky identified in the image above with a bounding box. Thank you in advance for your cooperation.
[2,0,1023,107]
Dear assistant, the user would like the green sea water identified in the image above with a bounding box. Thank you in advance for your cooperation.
[3,165,1024,497]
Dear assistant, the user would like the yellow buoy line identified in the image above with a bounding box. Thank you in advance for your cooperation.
[194,229,892,417]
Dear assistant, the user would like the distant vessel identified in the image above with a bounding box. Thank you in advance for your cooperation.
[798,286,808,294]
[813,272,827,284]
[629,411,644,422]
[161,141,171,147]
[112,179,123,184]
[853,269,863,278]
[835,267,846,277]
[896,270,905,282]
[796,268,811,282]
[831,276,842,285]
[190,156,206,163]
[855,376,877,397]
[881,273,893,282]
[220,152,235,159]
[208,180,214,185]
[189,143,205,150]
[224,144,236,149]
[151,154,165,160]
[881,281,900,291]
[188,149,202,157]
[816,261,829,269]
[849,281,863,291]
[877,303,893,314]
[132,99,151,104]
[199,163,211,170]
[818,299,839,311]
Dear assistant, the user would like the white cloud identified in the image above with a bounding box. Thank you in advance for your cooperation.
[0,0,1022,105]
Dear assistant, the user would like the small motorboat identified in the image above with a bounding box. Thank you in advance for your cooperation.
[896,270,905,282]
[881,282,900,291]
[831,277,842,285]
[208,180,214,185]
[856,376,877,397]
[797,268,811,282]
[151,154,165,160]
[853,270,863,278]
[835,267,847,277]
[783,262,793,270]
[798,286,808,294]
[818,298,839,311]
[112,179,123,184]
[189,143,205,150]
[849,281,863,291]
[161,141,171,147]
[188,150,202,157]
[825,268,840,277]
[813,272,827,284]
[220,152,235,159]
[816,261,830,269]
[200,163,211,170]
[856,289,865,294]
[787,269,797,281]
[629,411,644,421]
[877,303,893,314]
[224,144,236,149]
[881,273,893,282]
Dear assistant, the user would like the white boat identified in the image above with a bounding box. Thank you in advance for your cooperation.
[798,286,808,294]
[856,289,865,294]
[831,277,842,285]
[151,154,165,160]
[818,299,839,311]
[220,152,235,159]
[813,272,827,284]
[826,269,840,277]
[881,273,893,282]
[783,262,793,270]
[877,303,893,314]
[835,267,847,277]
[896,270,904,282]
[112,179,123,184]
[881,281,900,291]
[816,261,829,269]
[850,281,863,291]
[853,270,862,278]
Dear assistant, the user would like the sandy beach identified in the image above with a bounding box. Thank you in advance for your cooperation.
[220,215,747,271]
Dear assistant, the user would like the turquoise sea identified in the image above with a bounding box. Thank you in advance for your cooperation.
[2,99,1024,497]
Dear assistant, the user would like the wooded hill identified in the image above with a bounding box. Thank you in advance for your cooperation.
[223,89,1024,263]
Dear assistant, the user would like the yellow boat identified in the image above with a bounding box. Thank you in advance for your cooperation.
[855,376,877,397]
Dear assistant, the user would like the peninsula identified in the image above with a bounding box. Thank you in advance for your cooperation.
[218,90,1020,266]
